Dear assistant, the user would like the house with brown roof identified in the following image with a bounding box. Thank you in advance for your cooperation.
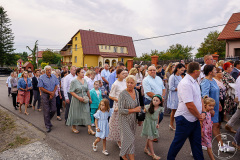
[218,12,240,57]
[28,51,43,61]
[60,29,136,67]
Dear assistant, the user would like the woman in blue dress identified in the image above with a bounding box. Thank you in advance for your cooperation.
[167,63,185,130]
[200,65,225,148]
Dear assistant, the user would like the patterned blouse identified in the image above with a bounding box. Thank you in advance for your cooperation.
[222,71,236,113]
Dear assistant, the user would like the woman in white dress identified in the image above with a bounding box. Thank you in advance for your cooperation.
[107,69,126,148]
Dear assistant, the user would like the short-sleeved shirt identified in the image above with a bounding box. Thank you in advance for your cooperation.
[101,69,110,82]
[6,76,12,87]
[175,74,202,122]
[142,75,165,100]
[38,74,59,92]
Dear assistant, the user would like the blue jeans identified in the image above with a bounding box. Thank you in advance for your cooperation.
[144,98,163,124]
[167,116,203,160]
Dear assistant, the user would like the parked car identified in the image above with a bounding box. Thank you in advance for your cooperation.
[0,67,13,76]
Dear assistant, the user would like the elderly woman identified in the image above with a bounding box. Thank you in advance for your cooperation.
[167,63,185,130]
[118,75,141,160]
[66,68,95,135]
[17,71,32,115]
[222,62,236,122]
[10,72,18,110]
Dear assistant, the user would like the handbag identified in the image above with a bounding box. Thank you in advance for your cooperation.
[11,87,18,93]
[81,86,89,103]
[135,89,145,121]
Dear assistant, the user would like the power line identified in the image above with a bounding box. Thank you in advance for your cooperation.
[16,20,240,51]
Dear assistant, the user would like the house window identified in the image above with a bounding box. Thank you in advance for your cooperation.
[101,45,103,49]
[120,47,124,53]
[105,45,107,49]
[235,48,240,57]
[121,58,124,62]
[74,56,77,63]
[69,57,72,62]
[114,47,117,52]
[75,44,77,51]
[75,37,77,41]
[109,46,111,50]
[235,24,240,31]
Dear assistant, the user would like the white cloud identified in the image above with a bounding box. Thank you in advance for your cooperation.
[1,0,240,57]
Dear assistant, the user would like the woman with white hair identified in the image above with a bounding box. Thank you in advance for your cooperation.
[119,75,141,160]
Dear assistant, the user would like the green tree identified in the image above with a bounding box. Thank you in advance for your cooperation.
[20,52,28,62]
[26,40,38,69]
[5,53,20,66]
[163,44,193,60]
[0,6,15,66]
[42,49,62,64]
[196,31,226,58]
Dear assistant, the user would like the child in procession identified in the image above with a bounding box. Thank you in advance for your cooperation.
[92,99,114,156]
[90,81,102,126]
[141,94,164,160]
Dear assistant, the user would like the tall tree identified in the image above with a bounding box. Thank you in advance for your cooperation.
[26,40,38,69]
[42,49,62,64]
[196,31,226,58]
[163,44,193,60]
[0,6,15,67]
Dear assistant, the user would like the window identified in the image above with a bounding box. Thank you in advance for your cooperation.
[235,24,240,31]
[74,56,77,63]
[109,46,111,50]
[120,47,124,53]
[235,48,240,57]
[75,37,77,41]
[101,45,103,49]
[75,44,77,51]
[121,58,124,62]
[105,45,107,49]
[114,47,117,52]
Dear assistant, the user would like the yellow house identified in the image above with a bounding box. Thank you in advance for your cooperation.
[61,30,136,67]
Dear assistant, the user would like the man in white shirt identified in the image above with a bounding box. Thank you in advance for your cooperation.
[83,66,88,75]
[94,67,102,81]
[6,72,13,96]
[63,66,77,122]
[168,62,206,160]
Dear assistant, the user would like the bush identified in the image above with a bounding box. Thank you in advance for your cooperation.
[41,62,49,69]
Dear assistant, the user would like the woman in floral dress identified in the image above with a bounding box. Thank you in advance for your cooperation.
[222,62,236,116]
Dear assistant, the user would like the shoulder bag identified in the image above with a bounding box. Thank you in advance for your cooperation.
[135,89,145,121]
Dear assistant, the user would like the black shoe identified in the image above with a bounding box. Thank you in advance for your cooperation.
[14,106,17,110]
[46,128,51,133]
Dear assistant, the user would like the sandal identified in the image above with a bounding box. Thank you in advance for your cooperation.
[88,129,96,135]
[102,150,109,156]
[92,142,97,151]
[144,148,152,156]
[152,154,161,160]
[57,117,62,121]
[72,129,79,134]
[117,142,121,149]
[24,112,29,115]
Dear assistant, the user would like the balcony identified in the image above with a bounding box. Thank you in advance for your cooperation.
[61,50,72,56]
[61,62,72,66]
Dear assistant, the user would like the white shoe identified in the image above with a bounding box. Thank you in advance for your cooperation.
[92,142,97,152]
[102,150,109,156]
[219,144,235,152]
[224,143,235,152]
[91,123,95,127]
[190,151,193,156]
[202,145,207,150]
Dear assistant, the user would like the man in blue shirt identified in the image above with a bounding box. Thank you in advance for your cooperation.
[38,65,59,132]
[101,64,110,91]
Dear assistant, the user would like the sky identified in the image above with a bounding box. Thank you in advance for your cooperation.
[1,0,240,57]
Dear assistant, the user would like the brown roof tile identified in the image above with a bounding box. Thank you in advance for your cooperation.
[218,12,240,40]
[79,30,136,57]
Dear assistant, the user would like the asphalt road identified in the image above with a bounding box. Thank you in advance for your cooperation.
[0,76,239,160]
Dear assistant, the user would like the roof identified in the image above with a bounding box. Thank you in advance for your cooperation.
[61,30,136,57]
[218,12,240,40]
[37,51,43,58]
[23,62,30,67]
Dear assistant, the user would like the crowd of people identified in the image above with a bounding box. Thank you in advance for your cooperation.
[5,56,240,160]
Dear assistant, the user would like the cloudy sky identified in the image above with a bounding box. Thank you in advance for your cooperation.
[1,0,240,57]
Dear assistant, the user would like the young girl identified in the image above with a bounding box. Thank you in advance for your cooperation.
[201,96,215,160]
[92,99,114,156]
[141,94,164,160]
